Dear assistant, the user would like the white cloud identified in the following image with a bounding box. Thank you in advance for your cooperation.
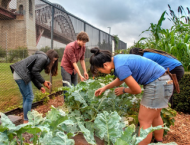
[46,0,189,48]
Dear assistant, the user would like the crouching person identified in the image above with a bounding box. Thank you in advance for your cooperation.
[10,50,59,123]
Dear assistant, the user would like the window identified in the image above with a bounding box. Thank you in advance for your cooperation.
[29,0,32,15]
[19,5,23,15]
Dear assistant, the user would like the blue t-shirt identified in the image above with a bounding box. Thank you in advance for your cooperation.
[143,52,182,71]
[113,54,165,85]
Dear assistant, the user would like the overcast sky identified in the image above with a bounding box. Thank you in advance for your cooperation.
[47,0,189,48]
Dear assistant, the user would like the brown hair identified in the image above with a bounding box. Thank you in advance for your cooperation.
[77,31,89,42]
[129,47,177,59]
[45,49,59,76]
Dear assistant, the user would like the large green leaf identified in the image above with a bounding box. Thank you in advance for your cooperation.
[115,138,129,145]
[0,132,9,144]
[77,120,96,145]
[59,120,78,135]
[0,113,15,129]
[94,111,125,145]
[28,110,44,125]
[136,125,169,144]
[49,132,75,145]
[120,124,136,143]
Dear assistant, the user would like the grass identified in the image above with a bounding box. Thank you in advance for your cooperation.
[0,59,90,112]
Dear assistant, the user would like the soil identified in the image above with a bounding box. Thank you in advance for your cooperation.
[163,112,190,145]
[14,96,190,145]
[16,95,65,119]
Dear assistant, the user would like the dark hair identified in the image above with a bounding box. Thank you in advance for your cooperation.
[77,31,89,42]
[129,47,176,59]
[45,49,59,76]
[129,48,143,56]
[90,47,112,74]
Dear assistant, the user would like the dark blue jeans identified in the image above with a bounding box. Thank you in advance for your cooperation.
[15,79,34,121]
[61,66,78,98]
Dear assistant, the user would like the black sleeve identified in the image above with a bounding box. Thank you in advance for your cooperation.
[30,56,47,84]
[31,78,42,90]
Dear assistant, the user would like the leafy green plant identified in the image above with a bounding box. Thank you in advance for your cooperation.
[131,5,190,71]
[173,73,190,113]
[113,35,119,49]
[33,91,50,104]
[0,108,177,145]
[61,78,140,122]
[161,106,177,135]
[0,47,6,58]
[8,47,28,63]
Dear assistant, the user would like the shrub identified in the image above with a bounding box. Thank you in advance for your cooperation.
[173,73,190,113]
[8,47,28,63]
[0,47,6,58]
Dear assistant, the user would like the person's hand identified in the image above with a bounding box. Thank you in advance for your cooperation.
[40,87,46,93]
[43,81,51,89]
[80,75,86,82]
[95,87,107,96]
[84,72,89,80]
[115,87,125,96]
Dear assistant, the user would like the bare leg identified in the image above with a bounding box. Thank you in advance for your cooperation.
[23,120,28,124]
[152,114,164,141]
[138,105,162,145]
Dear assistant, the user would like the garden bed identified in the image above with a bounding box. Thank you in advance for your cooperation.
[13,95,190,145]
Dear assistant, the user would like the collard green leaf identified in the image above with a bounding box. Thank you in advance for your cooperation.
[120,124,136,143]
[0,132,9,144]
[77,120,96,145]
[71,91,88,108]
[28,110,44,125]
[51,132,75,145]
[59,120,78,135]
[136,125,169,144]
[94,111,125,145]
[115,138,129,145]
[0,113,15,129]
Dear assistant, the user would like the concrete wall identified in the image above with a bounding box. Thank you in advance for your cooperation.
[0,0,36,55]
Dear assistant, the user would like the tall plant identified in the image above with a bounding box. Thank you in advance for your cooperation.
[134,5,190,71]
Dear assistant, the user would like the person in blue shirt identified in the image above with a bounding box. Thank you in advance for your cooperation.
[90,47,173,144]
[129,48,184,108]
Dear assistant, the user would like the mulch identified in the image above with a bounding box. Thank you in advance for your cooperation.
[16,95,65,119]
[15,96,190,145]
[163,112,190,145]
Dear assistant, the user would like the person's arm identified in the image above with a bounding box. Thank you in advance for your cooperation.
[114,76,141,95]
[73,62,86,81]
[31,56,51,89]
[95,78,123,96]
[31,57,46,84]
[80,59,89,79]
[31,77,50,91]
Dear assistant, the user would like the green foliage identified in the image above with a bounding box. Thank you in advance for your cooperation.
[0,75,178,144]
[61,76,142,122]
[8,46,28,63]
[94,111,125,144]
[40,46,65,62]
[173,73,190,113]
[33,91,50,104]
[0,108,175,145]
[161,106,177,135]
[113,35,119,49]
[40,46,50,53]
[0,47,6,58]
[131,6,190,71]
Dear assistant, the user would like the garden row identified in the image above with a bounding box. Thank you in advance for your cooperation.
[0,75,177,145]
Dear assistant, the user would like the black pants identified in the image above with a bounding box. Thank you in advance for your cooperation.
[169,65,184,108]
